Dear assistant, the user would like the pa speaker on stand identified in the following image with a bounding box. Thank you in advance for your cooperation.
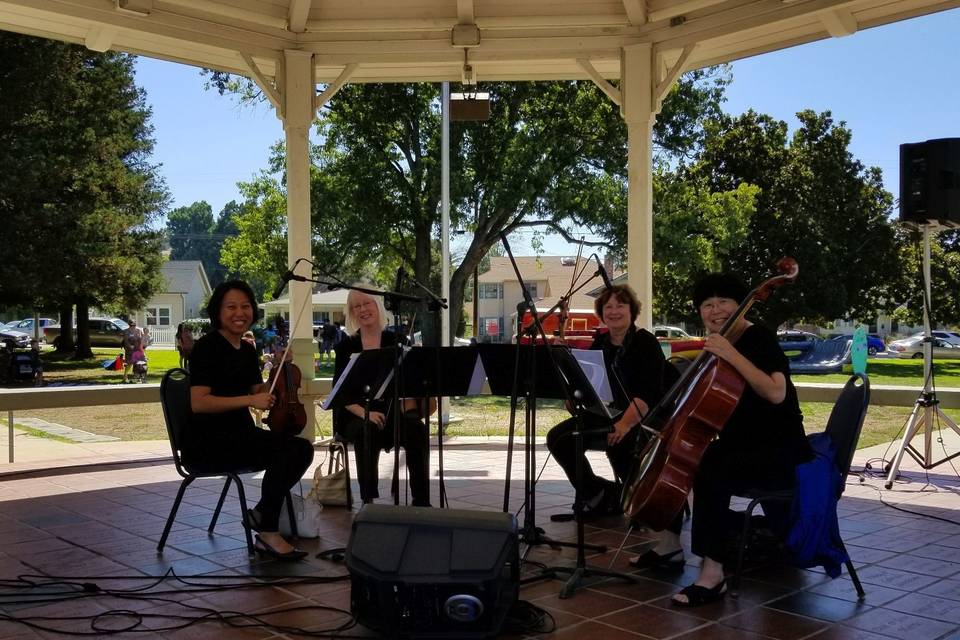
[346,505,519,639]
[899,137,960,228]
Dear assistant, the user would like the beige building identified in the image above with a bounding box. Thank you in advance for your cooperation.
[474,256,620,341]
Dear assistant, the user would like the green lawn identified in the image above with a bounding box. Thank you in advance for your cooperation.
[13,350,960,451]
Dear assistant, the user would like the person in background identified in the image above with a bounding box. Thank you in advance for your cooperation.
[187,280,314,560]
[121,319,143,383]
[175,323,194,370]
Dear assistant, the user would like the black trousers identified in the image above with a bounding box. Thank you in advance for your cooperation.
[546,413,639,502]
[337,412,431,506]
[691,438,796,564]
[185,427,315,531]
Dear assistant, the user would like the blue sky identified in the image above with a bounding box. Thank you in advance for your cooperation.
[134,8,959,253]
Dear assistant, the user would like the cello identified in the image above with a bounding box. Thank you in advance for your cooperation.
[621,258,798,531]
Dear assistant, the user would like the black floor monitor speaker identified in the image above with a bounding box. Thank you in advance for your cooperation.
[900,138,960,228]
[346,505,519,639]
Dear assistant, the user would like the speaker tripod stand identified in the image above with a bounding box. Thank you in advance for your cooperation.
[885,223,960,488]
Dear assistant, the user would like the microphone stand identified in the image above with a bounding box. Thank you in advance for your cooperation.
[497,233,604,563]
[299,273,421,506]
[404,273,450,508]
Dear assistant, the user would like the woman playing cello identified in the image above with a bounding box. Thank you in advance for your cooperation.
[655,273,813,606]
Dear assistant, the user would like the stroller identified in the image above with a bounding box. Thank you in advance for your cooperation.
[8,349,42,385]
[130,348,148,383]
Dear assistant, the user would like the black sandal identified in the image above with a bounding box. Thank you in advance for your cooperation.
[671,580,727,607]
[628,548,685,569]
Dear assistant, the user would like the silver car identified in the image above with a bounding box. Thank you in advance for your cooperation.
[888,337,960,360]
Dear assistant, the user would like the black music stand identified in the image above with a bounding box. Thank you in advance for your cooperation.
[544,345,636,598]
[477,344,608,557]
[387,345,484,507]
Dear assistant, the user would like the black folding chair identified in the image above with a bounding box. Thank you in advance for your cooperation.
[729,373,869,599]
[157,368,297,555]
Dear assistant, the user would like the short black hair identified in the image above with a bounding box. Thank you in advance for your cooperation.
[206,280,258,330]
[692,273,747,310]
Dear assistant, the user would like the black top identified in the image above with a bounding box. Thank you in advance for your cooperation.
[721,324,812,465]
[593,327,679,415]
[187,330,262,447]
[331,330,405,432]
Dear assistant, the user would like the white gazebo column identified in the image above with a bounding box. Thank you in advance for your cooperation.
[621,44,655,329]
[281,49,318,439]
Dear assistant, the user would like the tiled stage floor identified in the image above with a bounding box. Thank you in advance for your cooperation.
[2,437,960,639]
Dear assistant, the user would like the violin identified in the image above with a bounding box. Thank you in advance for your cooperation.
[621,258,799,530]
[263,360,307,436]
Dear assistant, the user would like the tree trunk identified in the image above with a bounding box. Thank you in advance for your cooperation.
[73,300,94,359]
[55,304,75,353]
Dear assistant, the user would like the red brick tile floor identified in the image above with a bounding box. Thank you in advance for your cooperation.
[1,437,960,639]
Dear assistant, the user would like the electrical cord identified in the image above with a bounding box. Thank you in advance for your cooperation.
[0,570,358,637]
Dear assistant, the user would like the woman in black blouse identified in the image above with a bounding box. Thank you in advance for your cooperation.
[332,289,432,506]
[667,273,813,606]
[187,280,314,561]
[546,285,678,519]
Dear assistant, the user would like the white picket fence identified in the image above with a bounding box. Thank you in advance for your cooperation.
[147,327,175,346]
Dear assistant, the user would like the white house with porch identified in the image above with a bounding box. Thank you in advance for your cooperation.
[132,261,212,345]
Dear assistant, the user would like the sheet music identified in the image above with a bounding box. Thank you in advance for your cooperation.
[321,352,359,410]
[571,348,613,404]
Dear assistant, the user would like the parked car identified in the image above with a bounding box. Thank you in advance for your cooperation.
[777,330,821,353]
[653,325,693,340]
[909,331,960,347]
[0,327,30,350]
[44,318,130,348]
[9,318,57,332]
[888,336,960,360]
[829,333,886,356]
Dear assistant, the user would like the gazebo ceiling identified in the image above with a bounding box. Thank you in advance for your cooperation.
[1,0,958,84]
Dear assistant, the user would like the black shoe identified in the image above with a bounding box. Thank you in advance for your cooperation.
[628,548,685,569]
[254,535,308,561]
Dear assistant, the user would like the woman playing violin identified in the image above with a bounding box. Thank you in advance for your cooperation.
[546,285,678,520]
[664,273,813,606]
[332,289,432,507]
[186,280,314,561]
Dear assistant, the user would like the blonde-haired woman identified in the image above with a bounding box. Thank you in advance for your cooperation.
[331,289,431,506]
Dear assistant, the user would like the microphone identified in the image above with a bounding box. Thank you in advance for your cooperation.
[594,254,613,289]
[271,271,294,300]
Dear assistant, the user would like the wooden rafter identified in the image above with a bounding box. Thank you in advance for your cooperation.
[577,58,621,106]
[653,43,695,112]
[315,63,358,109]
[288,0,312,33]
[819,8,858,37]
[241,52,281,111]
[457,0,475,24]
[621,0,647,26]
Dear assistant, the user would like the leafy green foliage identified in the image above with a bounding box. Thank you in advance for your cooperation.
[688,109,899,328]
[166,199,241,287]
[0,33,168,355]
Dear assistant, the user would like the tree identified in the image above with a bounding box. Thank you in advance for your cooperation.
[887,228,960,327]
[213,68,733,341]
[167,199,241,288]
[0,33,168,356]
[687,109,899,328]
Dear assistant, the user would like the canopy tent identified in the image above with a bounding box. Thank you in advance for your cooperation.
[3,0,957,436]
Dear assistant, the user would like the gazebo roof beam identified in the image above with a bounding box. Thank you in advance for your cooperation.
[819,7,858,37]
[621,0,648,25]
[288,0,312,34]
[457,0,475,24]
